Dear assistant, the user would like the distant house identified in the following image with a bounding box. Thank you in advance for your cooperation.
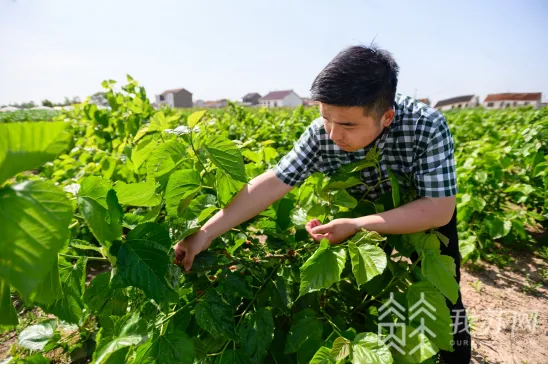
[433,95,479,111]
[204,99,228,109]
[483,93,542,109]
[155,88,193,108]
[302,98,319,107]
[194,100,205,107]
[259,90,302,108]
[417,98,431,106]
[242,93,261,106]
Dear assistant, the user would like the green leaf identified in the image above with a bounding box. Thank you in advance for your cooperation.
[332,189,358,209]
[195,290,238,340]
[0,180,72,299]
[165,169,202,217]
[351,332,393,364]
[204,135,247,183]
[148,111,169,132]
[239,308,275,362]
[434,231,450,247]
[348,242,387,286]
[16,353,51,364]
[216,170,245,206]
[18,319,57,351]
[469,196,486,212]
[93,313,147,363]
[459,236,477,263]
[387,168,400,208]
[422,252,459,304]
[485,216,512,239]
[77,177,123,248]
[331,336,351,361]
[33,256,62,306]
[44,257,86,324]
[390,325,439,364]
[407,281,453,351]
[284,309,322,354]
[132,135,159,172]
[83,272,127,317]
[134,329,195,364]
[183,194,217,221]
[219,271,253,299]
[0,279,18,327]
[187,110,206,128]
[299,239,346,298]
[114,181,162,207]
[324,175,363,191]
[146,140,188,186]
[311,347,337,364]
[117,223,177,302]
[0,122,70,184]
[214,349,252,364]
[274,198,295,231]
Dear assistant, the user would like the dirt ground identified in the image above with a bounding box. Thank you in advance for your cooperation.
[461,250,548,364]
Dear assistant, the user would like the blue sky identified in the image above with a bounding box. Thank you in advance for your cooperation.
[1,0,547,106]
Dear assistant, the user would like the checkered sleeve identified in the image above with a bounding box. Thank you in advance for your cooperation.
[273,121,321,186]
[413,113,458,198]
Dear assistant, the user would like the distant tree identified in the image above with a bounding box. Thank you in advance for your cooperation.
[20,101,36,109]
[90,92,108,106]
[42,99,54,107]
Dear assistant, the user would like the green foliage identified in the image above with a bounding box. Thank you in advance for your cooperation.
[3,78,546,364]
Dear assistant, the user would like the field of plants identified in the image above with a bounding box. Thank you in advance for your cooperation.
[0,77,546,364]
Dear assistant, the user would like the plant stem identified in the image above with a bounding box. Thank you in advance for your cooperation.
[59,254,108,262]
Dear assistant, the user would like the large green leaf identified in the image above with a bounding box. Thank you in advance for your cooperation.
[148,111,169,132]
[195,290,238,340]
[114,181,162,207]
[239,308,275,362]
[331,336,351,361]
[216,170,245,206]
[407,281,453,351]
[83,272,127,317]
[44,257,86,324]
[117,223,177,302]
[348,242,387,286]
[350,332,393,364]
[187,110,206,128]
[218,271,253,299]
[485,216,512,239]
[422,251,459,304]
[164,169,202,217]
[204,135,247,183]
[134,329,195,364]
[77,176,123,249]
[299,239,346,298]
[132,135,159,172]
[18,319,57,351]
[332,189,358,209]
[0,279,18,327]
[33,257,62,306]
[284,309,323,354]
[146,140,187,186]
[0,122,70,184]
[390,325,439,364]
[0,180,72,299]
[311,347,337,364]
[93,313,148,363]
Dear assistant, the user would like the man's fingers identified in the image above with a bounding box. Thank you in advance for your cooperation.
[311,223,332,235]
[183,251,196,272]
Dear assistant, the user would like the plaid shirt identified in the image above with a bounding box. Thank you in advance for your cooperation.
[273,94,458,199]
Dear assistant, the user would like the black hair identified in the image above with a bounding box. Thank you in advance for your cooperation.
[310,45,399,120]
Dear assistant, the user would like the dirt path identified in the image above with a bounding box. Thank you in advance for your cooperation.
[461,251,548,364]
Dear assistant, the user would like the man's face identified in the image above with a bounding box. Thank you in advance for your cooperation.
[319,103,394,152]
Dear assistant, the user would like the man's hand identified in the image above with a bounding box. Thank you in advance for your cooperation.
[305,218,360,244]
[173,230,212,272]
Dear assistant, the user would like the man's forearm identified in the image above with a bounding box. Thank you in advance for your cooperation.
[201,170,293,240]
[354,196,456,235]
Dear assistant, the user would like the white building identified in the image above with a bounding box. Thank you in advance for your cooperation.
[483,93,542,109]
[155,88,193,108]
[259,90,302,108]
[433,95,479,111]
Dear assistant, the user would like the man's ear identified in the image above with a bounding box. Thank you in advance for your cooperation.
[382,109,395,127]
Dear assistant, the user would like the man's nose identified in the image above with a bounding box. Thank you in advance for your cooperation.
[329,125,342,141]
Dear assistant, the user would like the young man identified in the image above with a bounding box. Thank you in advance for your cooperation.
[174,45,471,363]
